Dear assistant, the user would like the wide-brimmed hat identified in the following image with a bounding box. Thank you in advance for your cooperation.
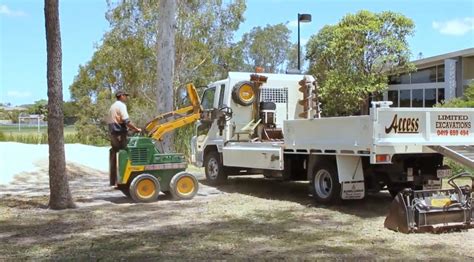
[115,90,130,98]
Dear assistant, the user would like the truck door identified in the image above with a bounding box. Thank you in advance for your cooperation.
[192,85,227,166]
[192,86,216,166]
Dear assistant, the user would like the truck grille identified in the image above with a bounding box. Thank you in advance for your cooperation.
[260,87,288,103]
[130,148,148,164]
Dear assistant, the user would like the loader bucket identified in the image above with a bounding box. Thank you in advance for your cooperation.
[384,191,411,233]
[384,174,473,234]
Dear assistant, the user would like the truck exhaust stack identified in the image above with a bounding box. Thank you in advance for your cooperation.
[384,173,473,233]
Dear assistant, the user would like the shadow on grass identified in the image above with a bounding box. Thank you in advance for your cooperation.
[2,208,464,261]
[0,213,360,260]
[201,176,392,218]
[0,197,48,209]
[84,189,177,205]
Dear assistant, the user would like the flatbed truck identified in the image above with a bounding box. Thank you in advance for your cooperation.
[191,72,474,203]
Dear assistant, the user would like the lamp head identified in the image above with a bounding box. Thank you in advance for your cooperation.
[298,13,312,23]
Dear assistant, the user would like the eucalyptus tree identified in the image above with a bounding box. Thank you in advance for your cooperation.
[45,0,75,209]
[306,10,415,116]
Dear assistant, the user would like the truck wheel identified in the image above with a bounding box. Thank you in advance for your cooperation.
[170,172,199,200]
[204,151,227,185]
[311,163,341,204]
[129,174,161,203]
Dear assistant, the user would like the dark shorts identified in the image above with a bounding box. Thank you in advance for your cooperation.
[109,132,127,186]
[110,132,127,152]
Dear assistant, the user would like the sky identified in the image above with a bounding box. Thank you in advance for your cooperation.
[1,0,473,106]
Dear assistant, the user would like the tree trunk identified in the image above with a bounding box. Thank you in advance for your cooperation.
[45,0,74,209]
[360,97,370,115]
[156,0,176,152]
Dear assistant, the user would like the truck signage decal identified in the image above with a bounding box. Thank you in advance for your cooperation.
[385,114,420,134]
[435,114,471,136]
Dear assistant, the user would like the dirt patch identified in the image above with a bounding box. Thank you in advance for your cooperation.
[1,161,473,260]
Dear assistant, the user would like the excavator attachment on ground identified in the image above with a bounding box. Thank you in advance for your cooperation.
[384,173,473,233]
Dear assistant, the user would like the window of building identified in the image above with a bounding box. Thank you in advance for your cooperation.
[424,88,437,107]
[437,64,445,82]
[400,74,411,84]
[387,90,398,107]
[411,66,437,84]
[437,88,445,104]
[389,75,401,85]
[389,74,410,85]
[412,89,423,107]
[400,90,411,107]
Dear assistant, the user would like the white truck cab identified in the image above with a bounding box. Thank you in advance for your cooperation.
[192,72,308,166]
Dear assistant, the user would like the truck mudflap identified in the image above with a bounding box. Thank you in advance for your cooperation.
[384,173,473,233]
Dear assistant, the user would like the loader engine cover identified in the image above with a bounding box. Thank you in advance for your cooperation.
[384,187,473,233]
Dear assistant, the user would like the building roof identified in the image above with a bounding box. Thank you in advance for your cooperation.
[413,47,474,69]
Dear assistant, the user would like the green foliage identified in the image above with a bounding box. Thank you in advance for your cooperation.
[438,83,474,174]
[63,101,79,125]
[440,83,474,108]
[286,43,299,72]
[70,0,246,152]
[6,110,26,124]
[240,23,292,73]
[306,10,415,116]
[28,99,48,117]
[0,126,108,145]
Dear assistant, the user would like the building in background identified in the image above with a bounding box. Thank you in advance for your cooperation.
[384,48,474,107]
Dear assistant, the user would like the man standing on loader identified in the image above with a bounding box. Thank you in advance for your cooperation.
[107,90,142,185]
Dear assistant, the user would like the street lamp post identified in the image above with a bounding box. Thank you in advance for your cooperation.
[297,13,312,71]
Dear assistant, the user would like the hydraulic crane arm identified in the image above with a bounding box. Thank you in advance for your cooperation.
[144,83,201,141]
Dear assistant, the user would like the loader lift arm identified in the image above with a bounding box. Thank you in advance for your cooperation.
[144,83,201,141]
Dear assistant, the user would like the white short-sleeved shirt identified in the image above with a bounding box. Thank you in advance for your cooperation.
[107,101,129,133]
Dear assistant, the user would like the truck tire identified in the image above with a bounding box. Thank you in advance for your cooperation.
[311,163,341,204]
[232,81,255,106]
[170,172,199,200]
[204,151,228,185]
[129,174,161,203]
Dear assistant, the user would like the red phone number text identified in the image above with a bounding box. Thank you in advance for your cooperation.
[436,129,470,136]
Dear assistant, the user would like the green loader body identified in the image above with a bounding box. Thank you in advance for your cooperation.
[110,136,198,202]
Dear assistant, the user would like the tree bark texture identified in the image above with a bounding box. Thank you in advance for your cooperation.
[156,0,176,152]
[45,0,74,209]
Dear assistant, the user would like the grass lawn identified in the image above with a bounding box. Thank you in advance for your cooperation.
[0,125,78,144]
[0,125,76,134]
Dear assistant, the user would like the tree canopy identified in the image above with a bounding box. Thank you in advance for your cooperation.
[240,23,293,73]
[306,10,415,116]
[70,0,246,146]
[441,83,474,108]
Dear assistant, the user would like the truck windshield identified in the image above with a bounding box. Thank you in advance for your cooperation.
[201,87,216,110]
